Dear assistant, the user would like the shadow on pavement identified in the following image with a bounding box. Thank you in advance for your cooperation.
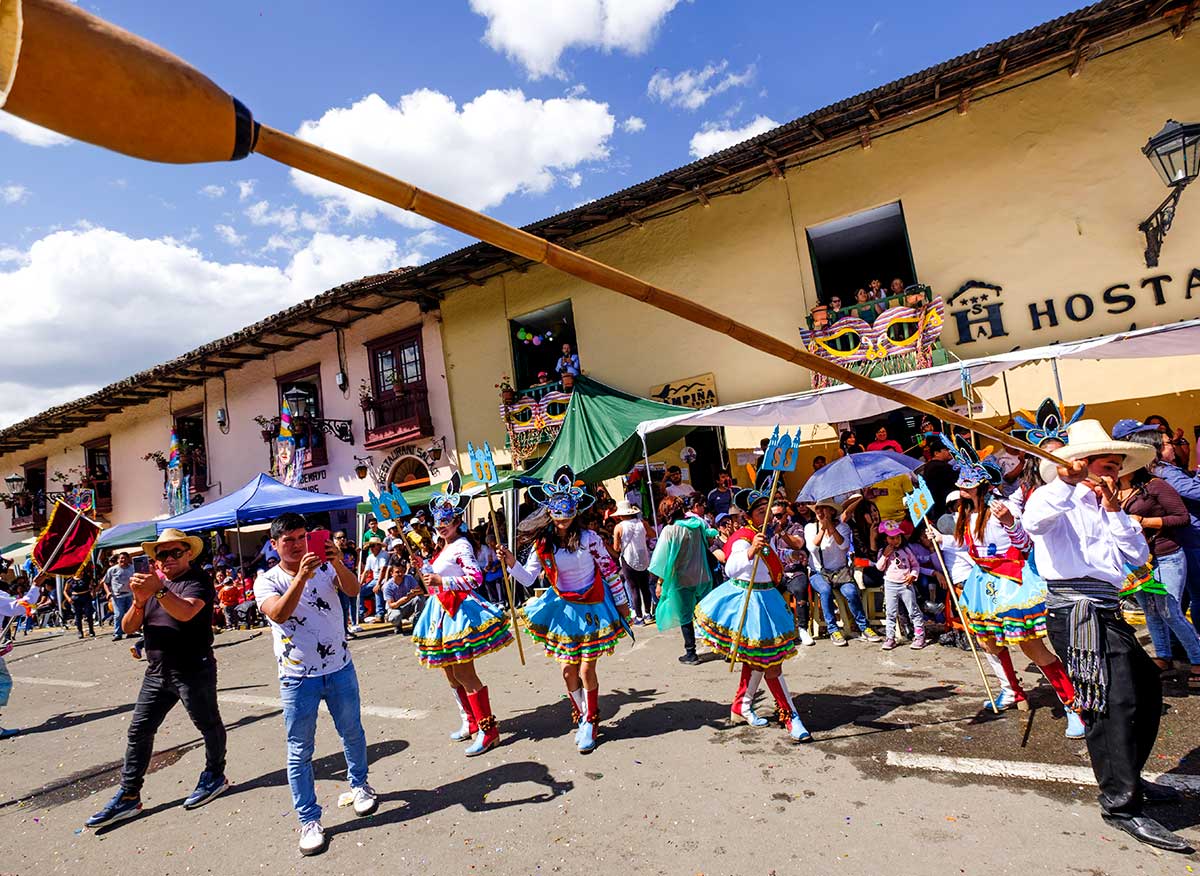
[792,683,964,735]
[604,695,729,742]
[332,760,573,839]
[224,738,412,799]
[5,711,279,814]
[502,687,658,744]
[14,702,135,737]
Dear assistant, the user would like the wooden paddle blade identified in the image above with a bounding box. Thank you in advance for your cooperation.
[0,0,255,163]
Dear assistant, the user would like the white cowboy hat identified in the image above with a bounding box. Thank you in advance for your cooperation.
[612,501,641,517]
[808,497,843,514]
[1038,419,1157,484]
[141,528,204,559]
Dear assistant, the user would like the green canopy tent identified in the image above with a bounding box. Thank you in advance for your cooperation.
[523,375,693,484]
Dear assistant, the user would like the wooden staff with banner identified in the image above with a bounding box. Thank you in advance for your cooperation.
[727,427,800,672]
[468,442,525,666]
[0,0,1071,475]
[902,478,997,713]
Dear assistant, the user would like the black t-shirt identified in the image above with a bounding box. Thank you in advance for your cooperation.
[67,578,93,601]
[142,565,215,674]
[924,458,958,518]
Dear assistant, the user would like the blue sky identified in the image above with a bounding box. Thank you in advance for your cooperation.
[0,0,1081,427]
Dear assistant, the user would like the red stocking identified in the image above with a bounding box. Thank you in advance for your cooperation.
[585,688,599,724]
[1039,658,1075,708]
[996,650,1027,702]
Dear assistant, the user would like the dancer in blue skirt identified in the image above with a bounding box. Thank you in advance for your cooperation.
[694,486,811,743]
[499,466,630,753]
[412,473,513,757]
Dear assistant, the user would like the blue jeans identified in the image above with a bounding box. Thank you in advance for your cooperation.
[1182,543,1200,635]
[279,661,369,824]
[1138,550,1200,664]
[809,569,869,632]
[112,594,133,638]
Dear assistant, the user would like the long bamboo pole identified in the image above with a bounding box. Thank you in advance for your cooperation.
[927,535,997,713]
[2,0,1070,472]
[726,470,783,672]
[252,127,1064,471]
[482,482,525,666]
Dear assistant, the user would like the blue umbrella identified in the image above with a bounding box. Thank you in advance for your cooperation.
[794,451,922,503]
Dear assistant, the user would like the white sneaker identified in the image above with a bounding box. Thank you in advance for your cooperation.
[352,783,378,816]
[298,821,326,856]
[797,628,815,646]
[348,624,362,633]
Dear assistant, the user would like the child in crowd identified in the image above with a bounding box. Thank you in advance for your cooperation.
[875,520,926,650]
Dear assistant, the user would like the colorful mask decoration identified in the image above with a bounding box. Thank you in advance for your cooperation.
[429,471,468,527]
[500,389,572,435]
[528,465,593,521]
[800,294,944,387]
[1011,398,1084,448]
[944,433,1003,490]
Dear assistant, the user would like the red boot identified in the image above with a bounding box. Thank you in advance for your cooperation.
[464,687,499,757]
[1038,658,1076,708]
[585,687,600,724]
[730,665,767,727]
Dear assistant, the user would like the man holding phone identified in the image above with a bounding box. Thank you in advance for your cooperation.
[85,529,228,829]
[103,552,136,641]
[255,512,376,856]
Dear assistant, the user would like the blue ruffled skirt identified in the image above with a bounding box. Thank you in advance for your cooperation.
[694,581,797,669]
[520,589,626,664]
[413,592,512,669]
[961,561,1048,646]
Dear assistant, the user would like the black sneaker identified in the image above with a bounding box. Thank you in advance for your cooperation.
[678,653,700,665]
[183,771,230,810]
[86,790,142,828]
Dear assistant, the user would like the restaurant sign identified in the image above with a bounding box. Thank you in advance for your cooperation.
[649,373,718,409]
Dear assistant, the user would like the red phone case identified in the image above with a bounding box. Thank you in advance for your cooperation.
[307,529,332,559]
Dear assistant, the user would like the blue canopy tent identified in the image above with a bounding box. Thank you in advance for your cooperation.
[158,474,361,533]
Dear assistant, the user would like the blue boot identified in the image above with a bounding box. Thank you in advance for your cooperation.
[984,690,1019,713]
[577,720,596,753]
[787,713,812,744]
[1064,708,1086,739]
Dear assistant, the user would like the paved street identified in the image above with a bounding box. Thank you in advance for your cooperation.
[3,620,1200,875]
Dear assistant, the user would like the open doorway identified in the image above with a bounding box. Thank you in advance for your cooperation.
[807,202,917,304]
[510,300,577,391]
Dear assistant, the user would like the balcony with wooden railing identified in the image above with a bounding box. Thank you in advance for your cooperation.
[362,386,434,450]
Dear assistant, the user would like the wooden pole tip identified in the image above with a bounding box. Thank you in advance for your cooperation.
[2,0,256,164]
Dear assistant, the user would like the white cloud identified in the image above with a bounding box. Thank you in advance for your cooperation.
[237,179,256,201]
[0,113,71,147]
[621,115,646,133]
[290,89,614,226]
[870,19,884,37]
[199,184,226,199]
[565,84,588,98]
[688,114,779,158]
[244,200,329,233]
[1,184,29,204]
[563,171,583,188]
[0,227,399,428]
[470,0,681,79]
[0,246,25,264]
[214,224,245,246]
[648,61,756,110]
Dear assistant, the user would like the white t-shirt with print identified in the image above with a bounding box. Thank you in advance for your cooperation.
[254,563,350,679]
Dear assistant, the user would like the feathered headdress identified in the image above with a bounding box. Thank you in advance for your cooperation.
[528,465,594,520]
[944,433,1003,489]
[1011,398,1084,448]
[530,463,595,518]
[732,468,773,513]
[428,471,469,526]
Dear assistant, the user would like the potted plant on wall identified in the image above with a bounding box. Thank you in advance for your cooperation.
[496,376,515,406]
[142,450,169,472]
[253,415,277,443]
[358,378,374,412]
[50,467,82,492]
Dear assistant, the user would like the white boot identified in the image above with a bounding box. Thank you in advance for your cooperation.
[449,687,473,741]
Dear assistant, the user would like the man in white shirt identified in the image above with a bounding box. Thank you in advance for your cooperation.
[664,466,693,499]
[803,500,880,646]
[1024,421,1189,854]
[255,513,377,856]
[359,537,389,625]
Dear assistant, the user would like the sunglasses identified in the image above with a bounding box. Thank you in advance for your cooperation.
[154,547,188,561]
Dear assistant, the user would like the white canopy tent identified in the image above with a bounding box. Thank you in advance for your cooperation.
[635,318,1200,436]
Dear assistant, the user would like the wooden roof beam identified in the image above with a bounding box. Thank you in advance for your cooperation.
[1069,25,1089,48]
[273,328,325,340]
[244,340,295,352]
[336,303,378,314]
[997,51,1009,74]
[859,126,872,150]
[1069,44,1089,77]
[957,88,972,115]
[867,102,881,122]
[206,351,261,361]
[692,186,711,207]
[307,316,351,328]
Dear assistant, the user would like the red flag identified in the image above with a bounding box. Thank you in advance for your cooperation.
[32,501,100,576]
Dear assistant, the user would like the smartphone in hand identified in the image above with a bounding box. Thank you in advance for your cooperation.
[132,555,152,574]
[306,529,332,566]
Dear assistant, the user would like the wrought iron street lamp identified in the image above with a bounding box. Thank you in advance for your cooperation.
[4,472,25,494]
[1139,119,1200,267]
[283,386,310,417]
